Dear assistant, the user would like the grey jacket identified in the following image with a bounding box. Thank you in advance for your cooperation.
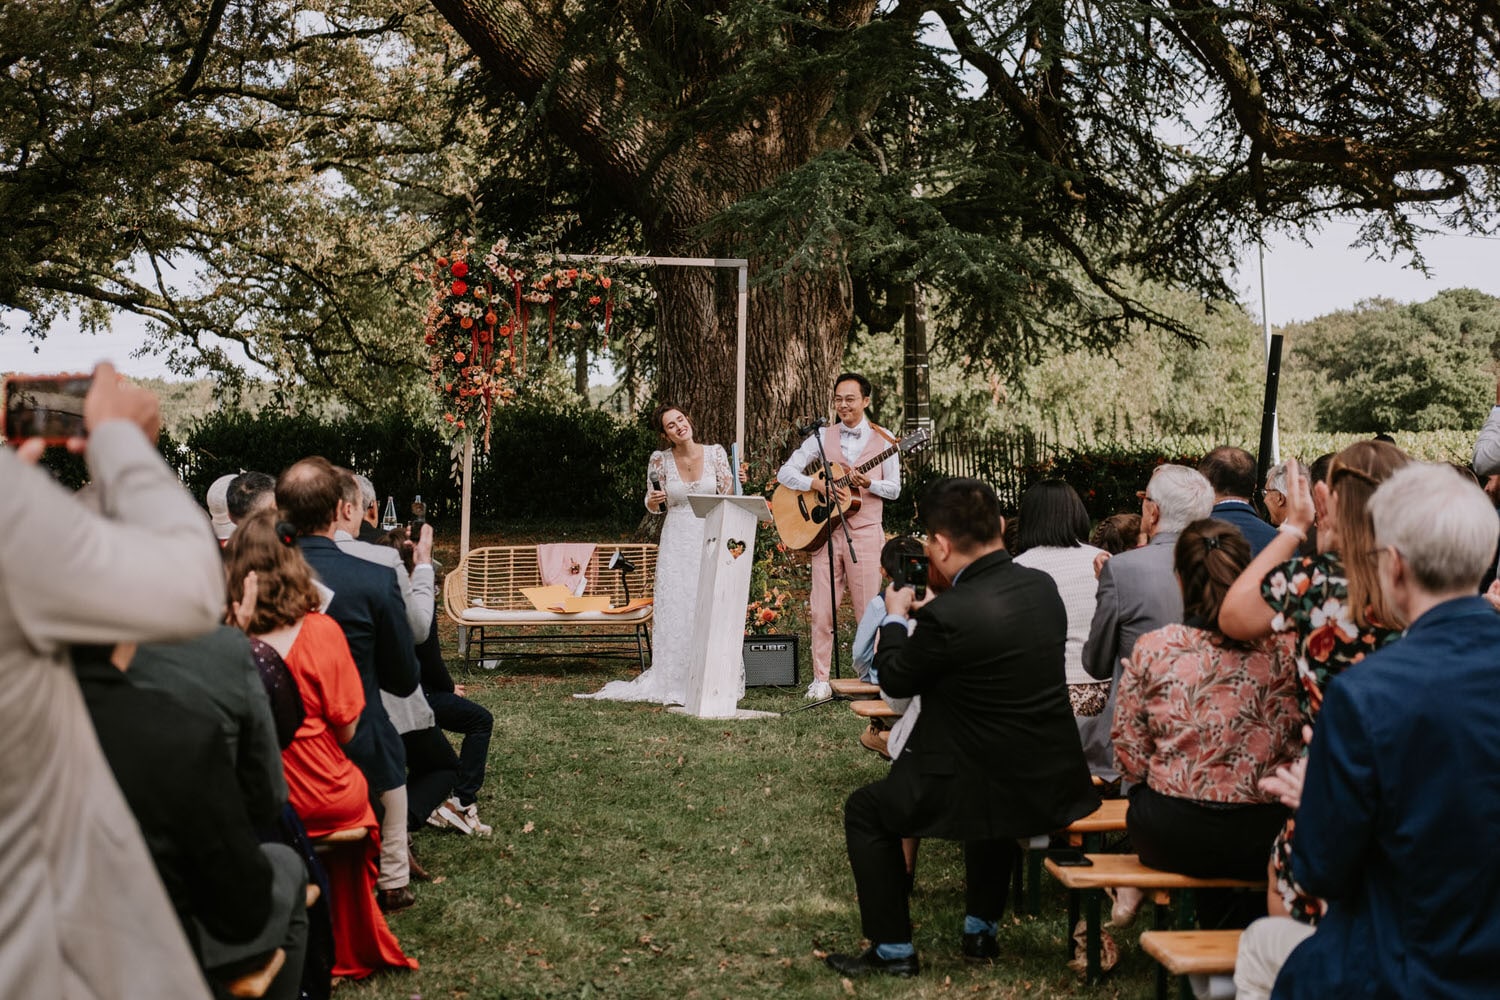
[1081,531,1184,683]
[1474,406,1500,477]
[0,421,222,1000]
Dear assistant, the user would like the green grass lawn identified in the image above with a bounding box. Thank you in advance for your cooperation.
[339,654,1163,1000]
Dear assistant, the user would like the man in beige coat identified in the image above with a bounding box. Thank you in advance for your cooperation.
[0,364,225,999]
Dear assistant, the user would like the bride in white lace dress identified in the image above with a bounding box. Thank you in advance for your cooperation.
[576,405,742,705]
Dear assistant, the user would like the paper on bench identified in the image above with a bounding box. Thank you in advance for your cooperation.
[600,597,654,615]
[519,585,574,611]
[546,595,612,613]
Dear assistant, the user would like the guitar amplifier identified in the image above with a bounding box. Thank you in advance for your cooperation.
[742,635,799,687]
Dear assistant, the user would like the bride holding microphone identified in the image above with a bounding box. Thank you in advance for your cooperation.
[577,404,745,705]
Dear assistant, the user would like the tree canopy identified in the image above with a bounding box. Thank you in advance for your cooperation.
[4,1,1500,446]
[0,0,477,406]
[1279,289,1500,433]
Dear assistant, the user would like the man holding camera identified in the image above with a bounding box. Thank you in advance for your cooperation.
[825,478,1098,977]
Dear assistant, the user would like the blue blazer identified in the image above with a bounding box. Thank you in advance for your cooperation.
[1210,499,1277,556]
[298,536,420,793]
[1275,597,1500,999]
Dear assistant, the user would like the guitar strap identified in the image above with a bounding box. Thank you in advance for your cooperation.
[870,423,898,446]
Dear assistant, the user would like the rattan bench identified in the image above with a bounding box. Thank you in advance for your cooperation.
[442,543,658,671]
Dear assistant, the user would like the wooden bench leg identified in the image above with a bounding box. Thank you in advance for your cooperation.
[1065,889,1079,962]
[1027,848,1042,915]
[1084,890,1103,984]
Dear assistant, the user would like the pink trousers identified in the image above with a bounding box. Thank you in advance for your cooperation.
[809,521,884,682]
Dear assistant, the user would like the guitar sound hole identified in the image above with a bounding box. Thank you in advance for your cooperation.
[811,505,828,524]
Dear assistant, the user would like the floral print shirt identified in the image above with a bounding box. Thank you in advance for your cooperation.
[1261,551,1401,723]
[1112,624,1302,803]
[1261,550,1402,924]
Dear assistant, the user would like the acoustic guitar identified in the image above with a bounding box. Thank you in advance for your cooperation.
[770,427,931,551]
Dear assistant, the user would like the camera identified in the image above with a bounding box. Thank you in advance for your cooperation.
[3,373,91,445]
[896,553,929,600]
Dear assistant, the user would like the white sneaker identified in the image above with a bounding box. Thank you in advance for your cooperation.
[429,800,475,836]
[805,681,831,700]
[459,800,492,837]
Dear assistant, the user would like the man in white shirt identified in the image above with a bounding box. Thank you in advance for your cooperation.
[777,372,901,699]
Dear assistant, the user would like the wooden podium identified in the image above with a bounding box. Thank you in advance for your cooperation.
[671,494,777,720]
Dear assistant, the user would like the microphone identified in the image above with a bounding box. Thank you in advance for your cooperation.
[793,416,827,436]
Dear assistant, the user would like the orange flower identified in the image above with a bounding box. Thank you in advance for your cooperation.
[460,316,473,329]
[456,419,465,429]
[485,312,497,325]
[757,608,776,624]
[588,295,601,306]
[436,256,449,268]
[424,333,436,345]
[601,276,612,289]
[443,413,455,423]
[454,351,466,363]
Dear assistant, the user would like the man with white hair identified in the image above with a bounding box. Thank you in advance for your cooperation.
[1247,463,1500,999]
[206,473,236,543]
[1080,464,1214,786]
[354,473,383,543]
[1262,461,1290,527]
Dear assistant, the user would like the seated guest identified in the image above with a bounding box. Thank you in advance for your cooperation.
[74,643,309,1000]
[225,511,417,979]
[1198,446,1276,555]
[129,625,289,829]
[1090,512,1142,555]
[850,535,925,684]
[1262,463,1500,999]
[207,472,237,544]
[825,478,1099,977]
[1083,465,1215,781]
[1219,441,1408,927]
[1262,461,1289,527]
[277,457,422,914]
[227,471,278,526]
[355,473,385,542]
[1110,518,1301,931]
[1014,481,1112,774]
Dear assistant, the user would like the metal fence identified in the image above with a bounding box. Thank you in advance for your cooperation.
[912,429,1050,509]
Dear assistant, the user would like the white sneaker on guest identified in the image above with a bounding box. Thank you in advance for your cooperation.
[429,799,475,835]
[458,799,492,837]
[805,681,831,700]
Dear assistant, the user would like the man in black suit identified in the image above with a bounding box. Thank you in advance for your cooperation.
[826,478,1100,977]
[277,457,422,912]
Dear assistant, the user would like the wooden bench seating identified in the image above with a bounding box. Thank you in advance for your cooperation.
[1044,854,1264,984]
[1140,930,1242,1000]
[849,699,900,719]
[443,543,658,671]
[1016,799,1131,915]
[829,678,880,698]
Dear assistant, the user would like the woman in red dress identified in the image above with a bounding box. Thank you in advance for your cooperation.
[225,510,417,979]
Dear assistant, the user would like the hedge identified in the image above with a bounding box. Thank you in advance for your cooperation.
[175,404,657,529]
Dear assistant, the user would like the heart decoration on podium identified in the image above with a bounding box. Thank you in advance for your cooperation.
[726,538,747,559]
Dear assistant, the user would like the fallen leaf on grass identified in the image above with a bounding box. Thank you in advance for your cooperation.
[841,977,855,995]
[522,821,536,833]
[811,948,829,959]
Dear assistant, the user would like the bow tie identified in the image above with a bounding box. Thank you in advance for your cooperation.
[840,426,860,438]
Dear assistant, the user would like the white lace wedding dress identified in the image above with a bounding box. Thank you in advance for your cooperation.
[575,444,744,705]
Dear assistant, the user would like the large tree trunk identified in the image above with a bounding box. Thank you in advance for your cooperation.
[651,249,850,476]
[426,0,874,473]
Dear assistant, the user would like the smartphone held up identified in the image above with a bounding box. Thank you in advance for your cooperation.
[3,374,92,446]
[896,553,930,600]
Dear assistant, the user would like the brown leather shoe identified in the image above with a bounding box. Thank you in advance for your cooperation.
[376,886,415,913]
[859,722,891,760]
[408,849,433,883]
